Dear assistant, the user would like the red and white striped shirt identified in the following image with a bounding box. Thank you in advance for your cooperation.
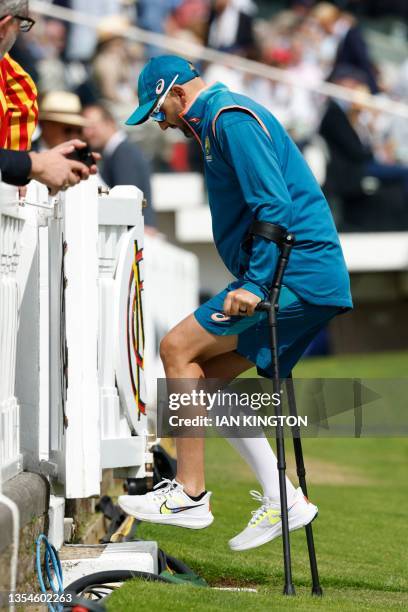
[0,53,38,150]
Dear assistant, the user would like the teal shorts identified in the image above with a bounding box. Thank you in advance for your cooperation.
[194,281,340,377]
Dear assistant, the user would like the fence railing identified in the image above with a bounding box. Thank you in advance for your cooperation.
[0,186,25,484]
[0,178,199,498]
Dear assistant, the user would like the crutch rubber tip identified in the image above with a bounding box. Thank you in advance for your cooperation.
[283,584,296,596]
[312,585,323,596]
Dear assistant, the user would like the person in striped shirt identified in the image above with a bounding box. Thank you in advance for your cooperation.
[0,1,99,192]
[0,51,38,149]
[0,1,38,150]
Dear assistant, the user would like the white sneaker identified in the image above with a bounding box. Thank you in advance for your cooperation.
[229,487,318,551]
[118,478,214,529]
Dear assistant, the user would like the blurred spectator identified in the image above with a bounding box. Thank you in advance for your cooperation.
[82,103,155,227]
[61,0,123,61]
[38,91,86,149]
[92,15,137,106]
[36,19,69,92]
[312,2,380,93]
[166,0,209,45]
[320,68,373,196]
[319,65,408,230]
[387,59,408,164]
[9,34,39,82]
[207,0,258,58]
[12,17,88,95]
[137,0,183,57]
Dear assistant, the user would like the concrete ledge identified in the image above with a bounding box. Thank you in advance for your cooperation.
[0,471,49,554]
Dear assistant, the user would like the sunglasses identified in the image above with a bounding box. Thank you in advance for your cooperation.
[150,74,179,123]
[0,14,36,32]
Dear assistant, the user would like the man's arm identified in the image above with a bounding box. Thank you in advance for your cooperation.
[216,111,292,301]
[0,148,31,185]
[1,141,99,193]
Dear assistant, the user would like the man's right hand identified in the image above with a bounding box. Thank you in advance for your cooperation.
[28,140,99,196]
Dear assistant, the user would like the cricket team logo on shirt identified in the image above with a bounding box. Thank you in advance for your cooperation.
[205,136,212,162]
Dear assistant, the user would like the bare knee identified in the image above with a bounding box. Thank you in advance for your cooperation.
[160,331,184,370]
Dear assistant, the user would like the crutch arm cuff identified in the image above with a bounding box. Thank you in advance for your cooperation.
[248,220,289,249]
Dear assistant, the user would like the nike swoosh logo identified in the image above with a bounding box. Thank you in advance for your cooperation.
[160,501,205,514]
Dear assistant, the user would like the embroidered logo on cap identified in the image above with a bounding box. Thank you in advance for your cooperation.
[156,79,165,94]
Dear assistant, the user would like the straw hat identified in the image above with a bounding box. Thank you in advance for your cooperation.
[39,91,88,126]
[97,14,130,45]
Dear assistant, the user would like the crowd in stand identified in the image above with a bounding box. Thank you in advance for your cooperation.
[9,0,408,231]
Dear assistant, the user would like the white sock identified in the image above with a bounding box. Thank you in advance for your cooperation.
[227,435,297,504]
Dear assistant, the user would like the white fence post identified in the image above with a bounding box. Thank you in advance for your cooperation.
[15,182,51,473]
[0,185,24,483]
[98,186,148,477]
[62,177,100,498]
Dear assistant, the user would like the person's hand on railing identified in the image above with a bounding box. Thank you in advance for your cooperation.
[28,140,101,196]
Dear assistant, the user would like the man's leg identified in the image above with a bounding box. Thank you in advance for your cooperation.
[201,354,296,503]
[160,312,298,502]
[117,313,247,527]
[159,314,245,496]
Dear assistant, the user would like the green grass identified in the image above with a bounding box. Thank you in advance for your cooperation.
[107,352,408,610]
[246,349,408,378]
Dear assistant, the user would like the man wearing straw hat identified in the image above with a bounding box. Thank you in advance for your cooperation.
[38,91,88,149]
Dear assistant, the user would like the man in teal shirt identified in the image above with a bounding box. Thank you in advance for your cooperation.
[119,56,352,552]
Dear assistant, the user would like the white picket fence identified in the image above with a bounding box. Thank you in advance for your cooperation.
[0,177,199,500]
[0,185,24,485]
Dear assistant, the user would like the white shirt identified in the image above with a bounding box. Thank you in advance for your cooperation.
[103,130,127,158]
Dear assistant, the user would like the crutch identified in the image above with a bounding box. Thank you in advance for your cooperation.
[252,220,296,595]
[286,374,323,596]
[251,220,322,596]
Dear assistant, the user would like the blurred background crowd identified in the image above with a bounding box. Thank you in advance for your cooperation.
[10,0,408,232]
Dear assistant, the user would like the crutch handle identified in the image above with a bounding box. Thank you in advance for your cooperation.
[255,300,271,312]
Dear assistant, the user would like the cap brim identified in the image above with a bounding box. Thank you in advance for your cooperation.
[125,98,158,126]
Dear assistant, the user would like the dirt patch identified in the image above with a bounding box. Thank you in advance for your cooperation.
[216,443,371,486]
[210,577,260,590]
[286,456,371,486]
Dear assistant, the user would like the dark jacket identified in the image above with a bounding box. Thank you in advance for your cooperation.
[101,136,155,227]
[207,9,256,56]
[334,25,379,94]
[319,100,373,198]
[0,148,31,185]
